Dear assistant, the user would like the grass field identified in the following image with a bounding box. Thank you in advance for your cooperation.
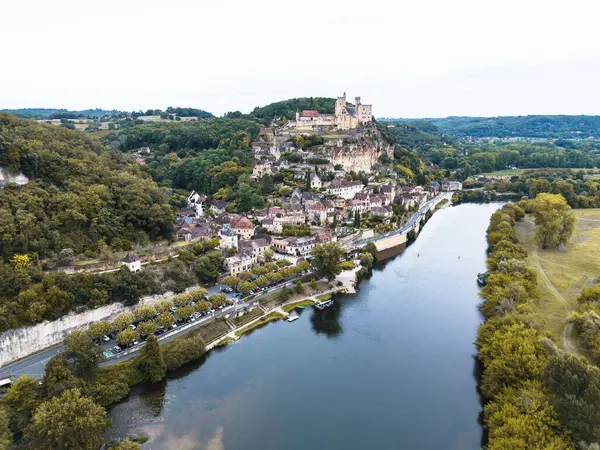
[481,168,526,177]
[480,167,596,178]
[235,312,286,337]
[282,299,315,313]
[516,209,600,342]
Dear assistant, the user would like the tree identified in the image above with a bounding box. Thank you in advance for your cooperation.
[208,293,227,308]
[337,261,355,271]
[64,330,102,376]
[264,248,274,261]
[264,262,279,272]
[42,355,80,399]
[276,259,292,267]
[3,375,40,432]
[154,299,173,313]
[86,320,112,340]
[0,407,11,450]
[177,305,195,320]
[156,312,175,329]
[194,300,211,313]
[251,266,268,276]
[173,292,192,307]
[221,275,240,287]
[134,304,156,321]
[189,287,208,301]
[296,260,311,272]
[57,248,75,266]
[25,389,107,450]
[111,439,140,449]
[112,312,135,331]
[542,353,600,443]
[137,335,166,383]
[116,328,139,346]
[311,243,344,281]
[137,320,157,337]
[254,276,269,288]
[238,281,256,294]
[194,251,224,283]
[354,210,361,228]
[294,280,305,294]
[363,242,377,259]
[279,267,294,278]
[267,272,283,283]
[528,193,576,249]
[238,271,253,281]
[309,278,318,291]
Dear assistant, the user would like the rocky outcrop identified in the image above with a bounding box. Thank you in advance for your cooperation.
[326,131,394,173]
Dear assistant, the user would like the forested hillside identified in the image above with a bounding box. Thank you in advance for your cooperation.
[250,97,335,124]
[1,108,123,119]
[0,114,175,260]
[407,115,600,139]
[384,120,600,177]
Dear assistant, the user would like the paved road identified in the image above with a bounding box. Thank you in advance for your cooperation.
[350,193,451,248]
[0,276,301,379]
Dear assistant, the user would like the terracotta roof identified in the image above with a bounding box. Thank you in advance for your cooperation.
[308,202,325,211]
[232,217,254,229]
[300,110,319,117]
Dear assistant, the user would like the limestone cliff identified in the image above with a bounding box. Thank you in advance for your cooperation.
[325,130,394,173]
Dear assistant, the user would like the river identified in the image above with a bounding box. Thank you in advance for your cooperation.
[106,203,500,450]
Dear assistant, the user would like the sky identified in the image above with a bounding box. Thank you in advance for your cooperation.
[3,0,600,118]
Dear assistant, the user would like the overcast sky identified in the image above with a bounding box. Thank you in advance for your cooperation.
[3,0,600,118]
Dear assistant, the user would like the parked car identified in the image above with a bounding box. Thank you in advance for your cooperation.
[101,335,111,342]
[112,346,122,353]
[129,324,137,330]
[133,340,139,346]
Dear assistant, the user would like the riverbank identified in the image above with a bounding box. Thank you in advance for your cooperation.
[107,202,496,449]
[475,203,577,448]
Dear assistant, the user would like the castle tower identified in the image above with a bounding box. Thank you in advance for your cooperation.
[355,97,361,108]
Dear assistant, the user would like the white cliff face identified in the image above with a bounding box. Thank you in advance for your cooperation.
[328,136,394,173]
[0,289,195,367]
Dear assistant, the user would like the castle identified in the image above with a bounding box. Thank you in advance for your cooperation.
[292,93,372,131]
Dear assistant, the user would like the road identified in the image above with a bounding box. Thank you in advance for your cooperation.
[350,193,452,248]
[0,276,303,378]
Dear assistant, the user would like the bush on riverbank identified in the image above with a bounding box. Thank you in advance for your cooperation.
[476,203,574,448]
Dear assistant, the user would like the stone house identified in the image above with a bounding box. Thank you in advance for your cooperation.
[122,253,141,273]
[231,217,255,240]
[307,201,327,224]
[327,179,364,200]
[210,200,228,213]
[348,199,366,213]
[370,206,393,218]
[238,238,270,261]
[442,180,463,191]
[225,253,256,276]
[310,172,323,189]
[271,236,316,256]
[219,224,238,249]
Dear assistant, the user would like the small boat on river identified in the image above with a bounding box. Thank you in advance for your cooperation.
[314,299,334,311]
[287,315,299,323]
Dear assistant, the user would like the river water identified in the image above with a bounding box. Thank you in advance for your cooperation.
[107,203,500,450]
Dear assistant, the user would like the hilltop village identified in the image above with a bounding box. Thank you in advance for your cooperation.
[165,93,461,277]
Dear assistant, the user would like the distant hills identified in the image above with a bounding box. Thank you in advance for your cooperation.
[1,108,124,119]
[380,115,600,139]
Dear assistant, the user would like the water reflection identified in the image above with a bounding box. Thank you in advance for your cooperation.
[309,302,343,338]
[138,381,167,418]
